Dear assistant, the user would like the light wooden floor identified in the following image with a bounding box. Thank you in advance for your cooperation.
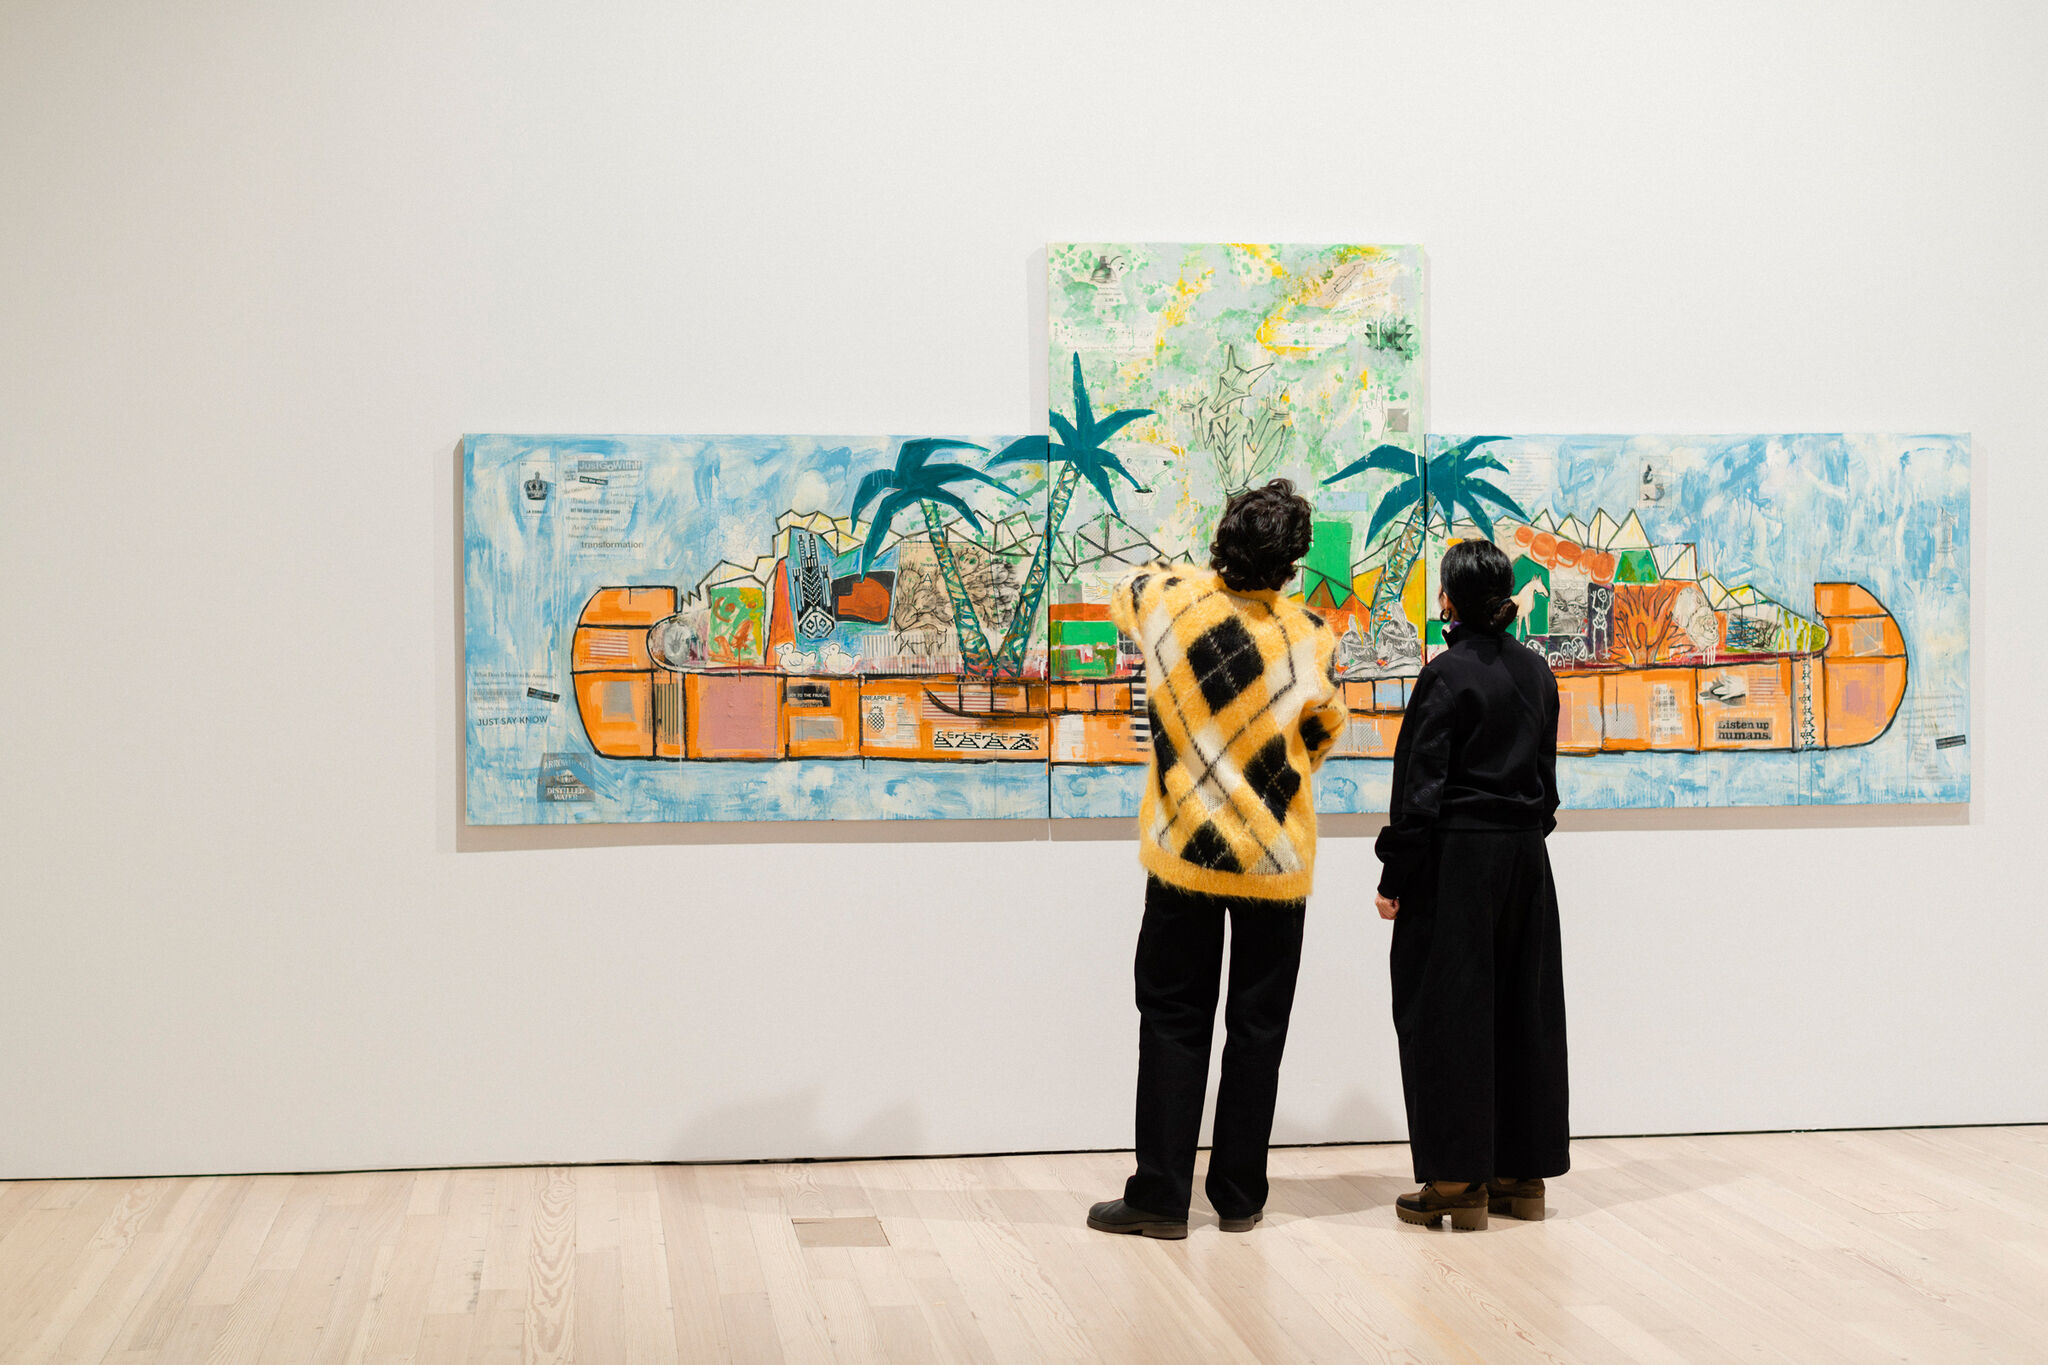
[1,1127,2043,1364]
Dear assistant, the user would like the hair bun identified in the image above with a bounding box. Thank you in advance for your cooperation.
[1440,538,1518,631]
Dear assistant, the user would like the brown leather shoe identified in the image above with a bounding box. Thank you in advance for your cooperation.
[1217,1210,1263,1233]
[1486,1177,1546,1221]
[1395,1182,1488,1231]
[1087,1199,1189,1240]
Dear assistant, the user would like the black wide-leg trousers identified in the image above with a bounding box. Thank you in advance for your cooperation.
[1125,875,1306,1221]
[1390,826,1570,1184]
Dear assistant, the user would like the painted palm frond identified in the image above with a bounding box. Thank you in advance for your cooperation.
[1325,435,1524,624]
[1326,443,1427,554]
[1364,479,1424,546]
[1426,437,1526,542]
[858,488,921,567]
[897,437,984,475]
[851,439,1003,574]
[847,437,1019,676]
[992,355,1153,518]
[1324,442,1419,489]
[987,353,1154,676]
[1452,476,1529,543]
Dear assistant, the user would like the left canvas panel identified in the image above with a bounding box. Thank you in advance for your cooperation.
[464,435,1051,823]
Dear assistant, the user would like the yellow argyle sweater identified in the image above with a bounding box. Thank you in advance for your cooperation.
[1111,563,1349,901]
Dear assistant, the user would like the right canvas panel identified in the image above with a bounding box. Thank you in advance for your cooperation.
[1424,433,1970,806]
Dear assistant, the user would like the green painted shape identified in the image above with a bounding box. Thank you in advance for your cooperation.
[1053,619,1118,646]
[1053,619,1119,678]
[1303,519,1353,592]
[1615,548,1661,584]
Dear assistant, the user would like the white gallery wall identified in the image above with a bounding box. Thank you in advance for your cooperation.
[4,1,2044,1179]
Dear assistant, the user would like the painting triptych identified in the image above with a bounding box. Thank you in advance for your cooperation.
[463,244,1970,824]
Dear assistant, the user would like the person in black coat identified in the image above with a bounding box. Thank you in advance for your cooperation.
[1374,538,1570,1231]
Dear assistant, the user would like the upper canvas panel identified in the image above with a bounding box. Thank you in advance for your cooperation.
[1042,244,1425,814]
[1044,243,1427,680]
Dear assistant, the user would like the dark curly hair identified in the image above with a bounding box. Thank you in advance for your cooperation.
[1440,538,1520,629]
[1210,479,1314,592]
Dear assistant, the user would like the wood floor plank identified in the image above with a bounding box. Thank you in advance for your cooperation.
[652,1163,738,1362]
[246,1194,373,1362]
[611,1169,679,1365]
[358,1185,455,1362]
[253,1175,330,1275]
[0,1179,54,1229]
[848,1160,999,1365]
[4,1128,2045,1364]
[574,1165,619,1255]
[1007,1153,1246,1364]
[202,1267,293,1365]
[409,1169,453,1218]
[521,1168,576,1365]
[187,1174,293,1307]
[476,1166,533,1302]
[461,1287,526,1365]
[1259,1148,1506,1363]
[1568,1157,1874,1364]
[308,1172,413,1365]
[916,1155,1105,1364]
[571,1246,624,1365]
[140,1300,229,1365]
[424,1168,497,1317]
[118,1177,249,1354]
[33,1180,98,1211]
[3,1180,162,1357]
[410,1310,478,1365]
[737,1168,838,1363]
[717,1289,788,1365]
[46,1178,218,1365]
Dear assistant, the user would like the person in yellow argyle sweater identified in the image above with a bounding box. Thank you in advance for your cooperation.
[1087,479,1349,1241]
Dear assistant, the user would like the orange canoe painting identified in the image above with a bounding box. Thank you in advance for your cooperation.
[464,429,1967,823]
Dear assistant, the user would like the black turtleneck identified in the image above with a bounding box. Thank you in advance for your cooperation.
[1374,621,1561,898]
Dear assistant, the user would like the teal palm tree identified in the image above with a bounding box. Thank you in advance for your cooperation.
[1323,435,1528,624]
[850,438,1017,676]
[982,353,1153,676]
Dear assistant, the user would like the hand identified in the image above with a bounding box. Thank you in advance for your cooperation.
[1375,894,1399,920]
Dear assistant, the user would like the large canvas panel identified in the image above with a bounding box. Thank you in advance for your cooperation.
[1421,433,1970,807]
[1043,243,1429,817]
[464,434,1052,823]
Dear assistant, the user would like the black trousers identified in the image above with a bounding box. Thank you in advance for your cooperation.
[1125,875,1306,1221]
[1390,827,1570,1184]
